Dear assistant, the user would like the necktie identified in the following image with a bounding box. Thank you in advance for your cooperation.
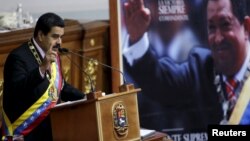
[225,78,238,112]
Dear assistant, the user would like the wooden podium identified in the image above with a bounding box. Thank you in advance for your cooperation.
[50,84,141,141]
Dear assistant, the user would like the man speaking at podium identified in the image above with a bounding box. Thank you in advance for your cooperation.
[1,12,85,141]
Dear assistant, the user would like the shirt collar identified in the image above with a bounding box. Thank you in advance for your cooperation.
[32,38,45,58]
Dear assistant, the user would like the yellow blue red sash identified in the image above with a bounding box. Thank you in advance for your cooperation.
[2,56,63,139]
[229,76,250,124]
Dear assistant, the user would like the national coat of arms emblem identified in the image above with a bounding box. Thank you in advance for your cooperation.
[112,102,129,139]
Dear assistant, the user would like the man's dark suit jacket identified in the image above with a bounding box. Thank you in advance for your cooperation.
[3,41,84,141]
[124,47,223,133]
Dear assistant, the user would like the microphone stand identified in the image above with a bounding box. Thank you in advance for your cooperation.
[59,48,135,93]
[69,50,136,92]
[63,53,103,100]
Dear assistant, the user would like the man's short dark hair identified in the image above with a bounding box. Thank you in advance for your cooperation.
[206,0,247,24]
[33,12,65,37]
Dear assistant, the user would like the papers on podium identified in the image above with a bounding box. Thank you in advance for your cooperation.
[54,99,87,108]
[140,128,156,139]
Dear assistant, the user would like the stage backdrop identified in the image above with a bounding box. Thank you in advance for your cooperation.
[110,0,210,141]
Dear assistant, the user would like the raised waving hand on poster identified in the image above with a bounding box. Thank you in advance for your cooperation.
[124,0,151,44]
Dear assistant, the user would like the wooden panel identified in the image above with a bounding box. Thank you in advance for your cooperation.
[80,21,109,93]
[109,0,121,92]
[61,40,82,89]
[50,100,99,141]
[97,92,141,141]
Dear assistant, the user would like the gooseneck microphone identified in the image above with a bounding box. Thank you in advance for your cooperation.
[58,47,128,85]
[64,54,95,93]
[55,46,95,93]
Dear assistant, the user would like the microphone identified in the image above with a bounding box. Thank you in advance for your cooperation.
[58,47,68,53]
[58,47,128,85]
[56,45,95,93]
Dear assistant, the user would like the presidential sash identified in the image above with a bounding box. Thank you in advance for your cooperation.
[229,76,250,124]
[2,41,63,140]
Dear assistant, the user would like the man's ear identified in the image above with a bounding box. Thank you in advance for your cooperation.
[244,16,250,32]
[38,31,43,41]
